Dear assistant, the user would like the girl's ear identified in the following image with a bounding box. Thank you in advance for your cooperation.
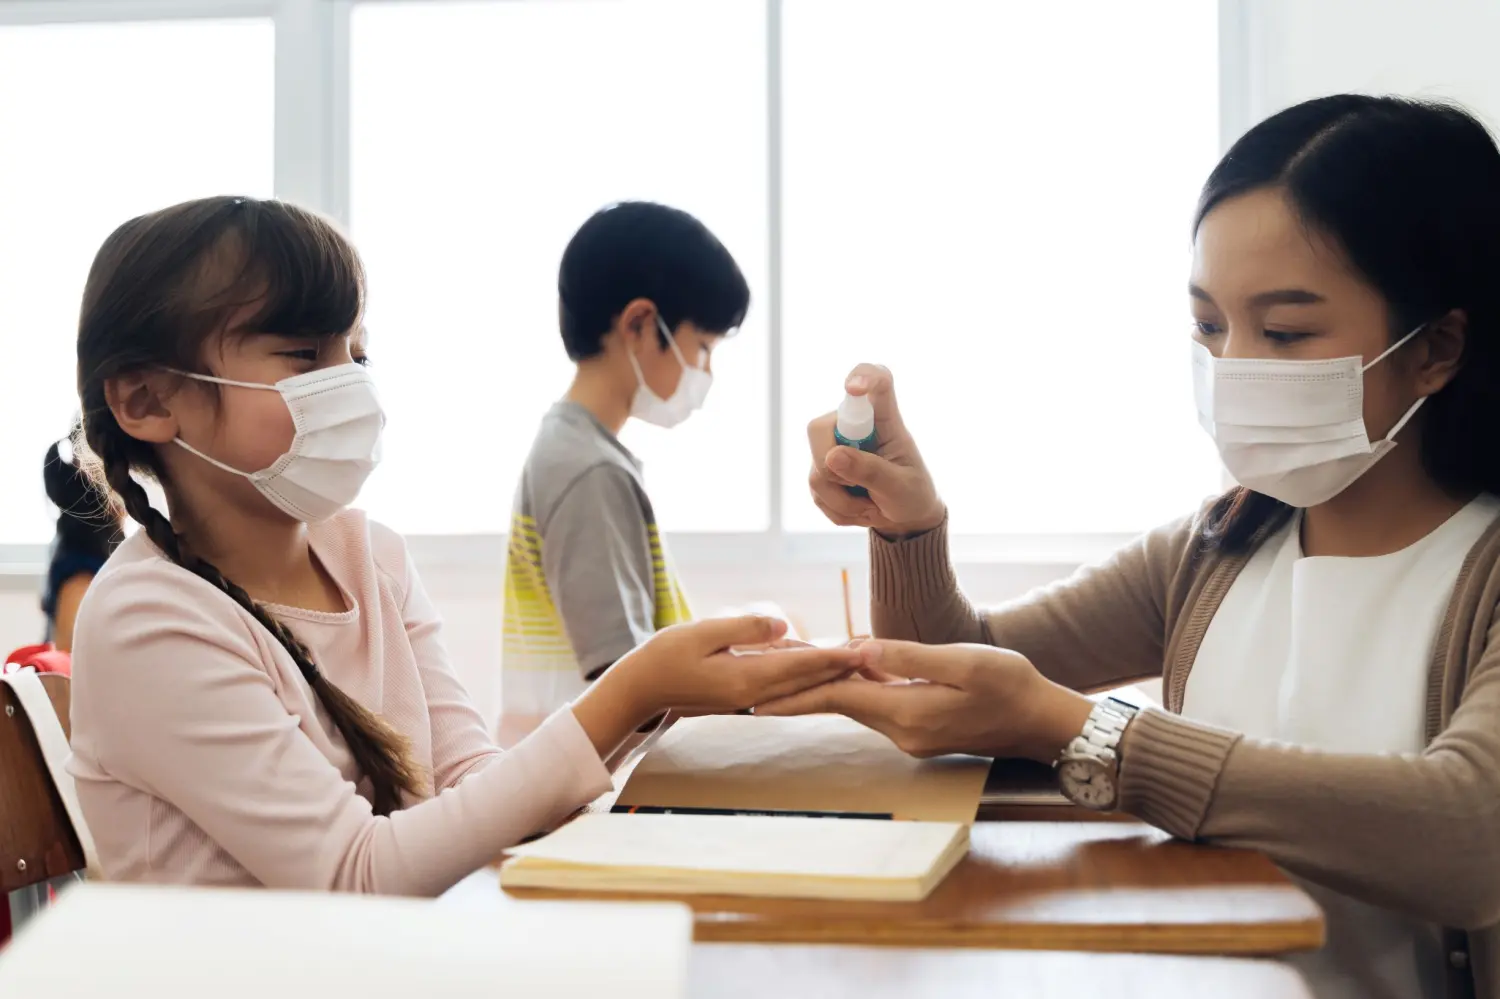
[104,372,180,445]
[1416,308,1466,398]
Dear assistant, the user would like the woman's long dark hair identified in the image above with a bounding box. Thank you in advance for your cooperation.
[75,196,423,816]
[1196,95,1500,552]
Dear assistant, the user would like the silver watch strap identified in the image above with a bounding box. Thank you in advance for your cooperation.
[1060,700,1138,766]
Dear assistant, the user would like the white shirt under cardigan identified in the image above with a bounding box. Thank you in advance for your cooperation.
[1183,493,1500,999]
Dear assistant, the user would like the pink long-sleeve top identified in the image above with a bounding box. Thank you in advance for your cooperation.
[66,510,612,896]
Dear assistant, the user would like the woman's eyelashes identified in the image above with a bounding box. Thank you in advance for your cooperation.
[1191,321,1313,345]
[1263,328,1314,345]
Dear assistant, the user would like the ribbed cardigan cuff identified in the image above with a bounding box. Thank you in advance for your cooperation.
[869,518,958,610]
[1117,708,1241,840]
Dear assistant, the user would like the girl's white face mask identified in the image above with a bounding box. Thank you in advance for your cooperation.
[173,363,384,522]
[1192,326,1426,508]
[628,316,713,429]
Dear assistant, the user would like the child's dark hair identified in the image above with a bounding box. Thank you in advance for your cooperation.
[44,421,124,564]
[75,195,423,816]
[557,201,750,361]
[1196,96,1500,551]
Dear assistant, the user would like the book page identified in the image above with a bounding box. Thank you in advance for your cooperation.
[508,812,966,882]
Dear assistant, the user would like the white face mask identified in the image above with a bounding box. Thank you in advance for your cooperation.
[628,316,713,429]
[1193,326,1426,508]
[173,363,384,522]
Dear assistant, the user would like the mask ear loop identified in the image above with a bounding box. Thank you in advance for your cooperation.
[1363,322,1432,445]
[626,347,653,394]
[656,315,693,369]
[173,437,264,480]
[1361,323,1428,372]
[656,315,712,372]
[166,368,281,391]
[165,369,280,478]
[1380,394,1427,444]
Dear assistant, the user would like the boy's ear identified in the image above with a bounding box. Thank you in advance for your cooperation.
[104,371,181,445]
[617,298,660,346]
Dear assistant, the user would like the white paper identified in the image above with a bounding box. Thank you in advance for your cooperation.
[0,884,692,999]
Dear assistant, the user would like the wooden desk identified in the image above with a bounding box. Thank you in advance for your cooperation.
[501,820,1321,954]
[685,945,1313,998]
[494,715,1323,954]
[445,871,1314,997]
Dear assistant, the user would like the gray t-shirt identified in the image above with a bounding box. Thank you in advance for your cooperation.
[501,403,691,715]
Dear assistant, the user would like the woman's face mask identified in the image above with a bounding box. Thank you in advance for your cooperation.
[1193,326,1426,508]
[1188,188,1439,507]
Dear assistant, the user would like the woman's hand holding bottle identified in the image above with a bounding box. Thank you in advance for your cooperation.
[806,364,947,537]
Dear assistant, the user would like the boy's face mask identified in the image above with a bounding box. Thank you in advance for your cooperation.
[628,316,713,429]
[172,363,384,522]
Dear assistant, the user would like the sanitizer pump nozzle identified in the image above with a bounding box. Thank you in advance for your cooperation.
[833,393,878,497]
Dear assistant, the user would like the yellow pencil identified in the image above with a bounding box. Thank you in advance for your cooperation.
[841,568,855,642]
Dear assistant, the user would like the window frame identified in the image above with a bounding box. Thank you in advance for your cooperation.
[0,0,1248,574]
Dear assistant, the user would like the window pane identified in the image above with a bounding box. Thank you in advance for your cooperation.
[351,0,768,534]
[0,19,275,543]
[780,1,1222,534]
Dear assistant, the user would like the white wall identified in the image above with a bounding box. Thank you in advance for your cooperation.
[1235,0,1500,130]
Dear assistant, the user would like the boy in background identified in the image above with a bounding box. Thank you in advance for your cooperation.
[501,202,751,716]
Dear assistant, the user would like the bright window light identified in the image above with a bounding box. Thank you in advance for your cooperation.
[350,0,769,535]
[780,0,1223,534]
[0,17,275,543]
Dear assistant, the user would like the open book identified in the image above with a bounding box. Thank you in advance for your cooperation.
[502,812,969,902]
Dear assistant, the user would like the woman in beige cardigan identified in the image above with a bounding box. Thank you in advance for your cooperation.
[764,94,1500,999]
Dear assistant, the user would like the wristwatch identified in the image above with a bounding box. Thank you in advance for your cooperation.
[1056,698,1139,811]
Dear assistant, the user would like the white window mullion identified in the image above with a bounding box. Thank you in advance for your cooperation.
[273,0,349,226]
[765,0,786,549]
[1217,0,1252,154]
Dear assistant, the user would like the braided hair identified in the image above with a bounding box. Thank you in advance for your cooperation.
[43,423,124,562]
[74,196,423,816]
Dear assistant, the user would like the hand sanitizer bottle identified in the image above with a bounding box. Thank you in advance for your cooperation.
[833,392,878,497]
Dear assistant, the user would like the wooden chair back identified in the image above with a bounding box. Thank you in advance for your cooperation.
[0,674,86,892]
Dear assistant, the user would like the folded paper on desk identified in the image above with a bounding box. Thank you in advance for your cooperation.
[502,812,969,902]
[0,883,692,998]
[615,714,990,823]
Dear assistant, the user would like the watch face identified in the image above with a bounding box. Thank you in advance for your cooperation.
[1059,758,1116,811]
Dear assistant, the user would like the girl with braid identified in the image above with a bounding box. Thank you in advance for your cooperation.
[64,196,856,894]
